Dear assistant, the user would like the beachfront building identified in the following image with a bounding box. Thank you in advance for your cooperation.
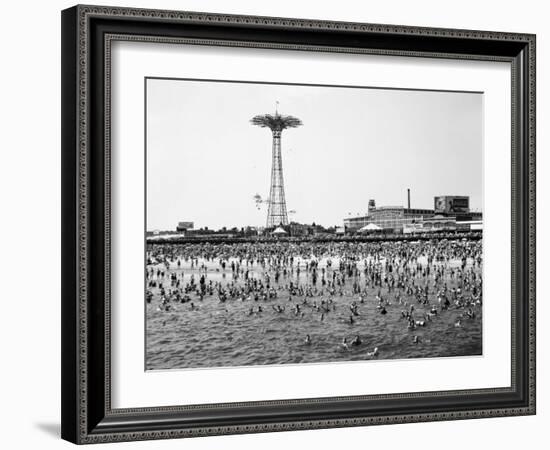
[176,221,194,232]
[433,195,483,222]
[419,215,458,232]
[344,199,435,234]
[344,196,482,234]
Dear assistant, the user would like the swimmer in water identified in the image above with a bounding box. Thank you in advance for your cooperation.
[366,347,379,357]
[351,335,362,346]
[305,334,311,345]
[341,337,349,350]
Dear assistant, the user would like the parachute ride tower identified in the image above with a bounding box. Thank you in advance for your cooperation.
[251,106,302,228]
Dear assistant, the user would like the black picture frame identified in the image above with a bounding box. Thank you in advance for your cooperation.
[61,4,536,444]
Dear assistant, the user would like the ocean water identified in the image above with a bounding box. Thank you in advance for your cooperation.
[145,244,482,370]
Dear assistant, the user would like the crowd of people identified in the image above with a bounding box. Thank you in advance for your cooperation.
[146,239,483,365]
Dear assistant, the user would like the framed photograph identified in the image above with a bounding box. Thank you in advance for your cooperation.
[61,5,536,444]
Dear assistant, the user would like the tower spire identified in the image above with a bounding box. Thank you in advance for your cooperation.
[251,110,302,228]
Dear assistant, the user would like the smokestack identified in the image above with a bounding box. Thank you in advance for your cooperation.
[407,188,411,209]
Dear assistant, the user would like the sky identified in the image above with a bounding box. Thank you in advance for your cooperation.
[146,78,483,231]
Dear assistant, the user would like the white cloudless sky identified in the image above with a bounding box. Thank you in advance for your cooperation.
[146,78,482,231]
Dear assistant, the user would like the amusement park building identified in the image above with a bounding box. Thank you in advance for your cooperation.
[344,205,434,233]
[343,196,482,234]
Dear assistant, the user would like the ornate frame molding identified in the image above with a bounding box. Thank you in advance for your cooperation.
[61,5,536,444]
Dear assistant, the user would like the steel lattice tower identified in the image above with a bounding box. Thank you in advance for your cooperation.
[251,109,302,228]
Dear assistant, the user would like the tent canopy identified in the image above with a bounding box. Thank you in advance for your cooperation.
[359,223,382,232]
[272,226,287,234]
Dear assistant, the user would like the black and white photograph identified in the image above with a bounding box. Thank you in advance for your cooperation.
[0,0,543,447]
[145,78,484,370]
